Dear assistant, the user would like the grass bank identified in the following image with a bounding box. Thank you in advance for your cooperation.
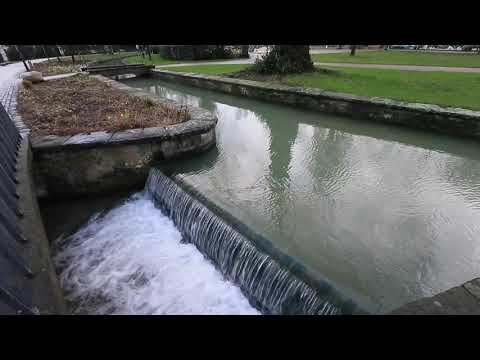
[311,51,480,68]
[124,54,179,66]
[17,74,189,136]
[165,64,480,110]
[163,64,250,75]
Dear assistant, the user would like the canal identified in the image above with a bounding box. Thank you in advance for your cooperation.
[121,76,480,314]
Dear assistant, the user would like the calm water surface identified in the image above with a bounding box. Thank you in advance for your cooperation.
[123,76,480,313]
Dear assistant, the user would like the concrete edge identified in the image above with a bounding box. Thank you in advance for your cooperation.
[16,135,66,314]
[168,173,368,315]
[152,69,480,119]
[389,277,480,315]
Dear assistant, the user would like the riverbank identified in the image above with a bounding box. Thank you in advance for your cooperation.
[162,64,480,110]
[150,69,480,141]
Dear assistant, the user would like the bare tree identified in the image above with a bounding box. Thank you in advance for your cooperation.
[145,45,152,61]
[41,45,50,61]
[350,45,357,56]
[14,45,30,71]
[241,45,249,58]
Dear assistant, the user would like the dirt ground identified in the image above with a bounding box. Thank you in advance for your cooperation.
[17,74,189,136]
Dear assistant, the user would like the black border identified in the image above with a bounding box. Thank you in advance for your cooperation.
[1,4,479,44]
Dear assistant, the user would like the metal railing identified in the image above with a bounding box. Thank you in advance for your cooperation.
[0,101,37,314]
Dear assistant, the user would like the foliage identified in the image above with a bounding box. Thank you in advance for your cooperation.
[251,45,314,74]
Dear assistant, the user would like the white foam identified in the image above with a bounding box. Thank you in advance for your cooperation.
[53,193,260,315]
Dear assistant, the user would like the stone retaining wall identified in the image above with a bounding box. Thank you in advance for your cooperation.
[31,75,217,199]
[151,70,480,141]
[390,278,480,315]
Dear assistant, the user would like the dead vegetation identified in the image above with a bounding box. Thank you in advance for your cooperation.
[17,74,190,136]
[31,59,83,77]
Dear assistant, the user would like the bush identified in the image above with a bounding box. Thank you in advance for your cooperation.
[251,45,314,74]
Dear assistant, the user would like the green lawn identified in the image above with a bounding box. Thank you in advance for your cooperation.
[124,54,179,66]
[164,64,480,110]
[287,67,480,110]
[72,52,137,62]
[164,64,251,75]
[312,51,480,68]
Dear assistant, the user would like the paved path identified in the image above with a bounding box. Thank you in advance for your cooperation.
[314,62,480,73]
[156,57,480,73]
[0,59,48,134]
[0,61,26,121]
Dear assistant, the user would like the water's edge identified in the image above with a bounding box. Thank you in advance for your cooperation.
[146,168,367,315]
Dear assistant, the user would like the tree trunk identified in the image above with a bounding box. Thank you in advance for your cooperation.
[254,45,314,74]
[55,45,62,62]
[14,46,29,71]
[146,45,152,61]
[241,45,249,58]
[350,45,357,56]
[41,45,50,61]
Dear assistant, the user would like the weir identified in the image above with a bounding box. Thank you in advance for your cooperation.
[145,168,364,315]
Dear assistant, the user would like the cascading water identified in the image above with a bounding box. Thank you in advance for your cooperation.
[53,167,362,315]
[53,193,260,315]
[146,169,362,315]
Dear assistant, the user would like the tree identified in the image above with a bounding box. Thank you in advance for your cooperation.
[145,45,152,61]
[350,45,357,56]
[241,45,249,58]
[41,45,49,61]
[14,45,30,71]
[253,45,314,74]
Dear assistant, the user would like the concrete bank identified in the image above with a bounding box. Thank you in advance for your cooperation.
[31,75,217,199]
[0,113,65,314]
[151,70,480,141]
[390,278,480,315]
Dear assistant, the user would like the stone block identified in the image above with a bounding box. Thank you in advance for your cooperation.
[20,71,43,83]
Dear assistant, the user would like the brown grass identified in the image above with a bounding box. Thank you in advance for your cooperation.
[31,59,83,77]
[17,74,190,136]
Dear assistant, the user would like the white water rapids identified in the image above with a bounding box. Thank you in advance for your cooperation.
[53,193,260,315]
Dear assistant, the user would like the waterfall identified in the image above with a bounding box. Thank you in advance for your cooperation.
[146,168,364,315]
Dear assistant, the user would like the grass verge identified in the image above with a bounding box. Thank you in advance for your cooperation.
[165,64,251,75]
[17,74,190,136]
[164,64,480,110]
[124,54,180,66]
[311,51,480,68]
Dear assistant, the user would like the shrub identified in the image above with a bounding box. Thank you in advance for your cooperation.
[252,45,314,74]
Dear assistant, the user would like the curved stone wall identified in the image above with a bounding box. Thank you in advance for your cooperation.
[31,76,217,199]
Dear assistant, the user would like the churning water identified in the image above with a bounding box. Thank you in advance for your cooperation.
[53,193,259,315]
